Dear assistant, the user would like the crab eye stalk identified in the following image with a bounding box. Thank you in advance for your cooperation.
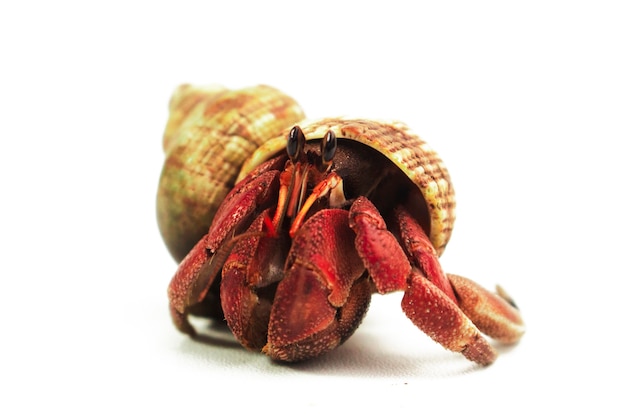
[287,125,306,162]
[320,130,337,170]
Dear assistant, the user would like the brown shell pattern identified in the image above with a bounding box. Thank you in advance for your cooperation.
[158,85,455,260]
[157,84,305,261]
[239,118,456,256]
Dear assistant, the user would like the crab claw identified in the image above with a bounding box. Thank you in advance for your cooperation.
[263,209,371,361]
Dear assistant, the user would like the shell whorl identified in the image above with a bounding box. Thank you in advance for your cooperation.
[157,84,306,261]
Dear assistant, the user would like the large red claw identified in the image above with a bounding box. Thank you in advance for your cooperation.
[264,209,369,361]
[264,266,340,360]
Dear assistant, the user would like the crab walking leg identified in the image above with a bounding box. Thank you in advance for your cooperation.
[264,209,370,361]
[348,197,411,294]
[168,233,223,336]
[447,274,525,344]
[167,166,281,336]
[220,209,289,350]
[394,206,457,303]
[349,196,497,365]
[205,166,282,249]
[395,205,524,348]
[402,272,497,365]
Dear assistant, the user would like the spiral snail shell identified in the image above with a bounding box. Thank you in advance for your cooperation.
[157,85,305,261]
[237,118,456,256]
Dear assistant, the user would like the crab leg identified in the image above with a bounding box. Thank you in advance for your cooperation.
[349,196,500,365]
[394,205,525,345]
[167,165,281,336]
[220,209,289,350]
[447,274,525,344]
[394,205,457,302]
[401,271,498,365]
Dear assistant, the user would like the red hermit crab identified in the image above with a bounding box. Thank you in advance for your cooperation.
[158,85,524,365]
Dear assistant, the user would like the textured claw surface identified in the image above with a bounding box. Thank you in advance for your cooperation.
[394,205,457,302]
[349,196,410,294]
[265,209,369,361]
[221,210,280,350]
[401,271,498,365]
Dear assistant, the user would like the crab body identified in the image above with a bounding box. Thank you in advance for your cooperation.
[162,86,524,366]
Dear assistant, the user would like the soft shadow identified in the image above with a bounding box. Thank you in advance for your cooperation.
[491,339,521,355]
[175,316,507,378]
[273,331,483,378]
[175,318,269,368]
[187,316,241,349]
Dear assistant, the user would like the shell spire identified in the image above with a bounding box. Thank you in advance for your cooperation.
[157,85,306,261]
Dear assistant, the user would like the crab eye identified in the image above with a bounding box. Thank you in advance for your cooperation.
[321,130,337,167]
[287,126,306,161]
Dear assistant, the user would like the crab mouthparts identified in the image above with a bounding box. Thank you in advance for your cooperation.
[271,160,346,239]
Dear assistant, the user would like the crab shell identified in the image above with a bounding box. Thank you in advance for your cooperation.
[238,118,456,256]
[157,84,306,262]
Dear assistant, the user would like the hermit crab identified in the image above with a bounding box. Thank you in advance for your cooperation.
[159,85,524,366]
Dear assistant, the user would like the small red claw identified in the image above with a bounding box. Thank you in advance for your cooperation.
[206,169,280,249]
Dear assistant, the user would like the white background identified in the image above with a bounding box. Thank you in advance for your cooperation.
[1,1,624,415]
